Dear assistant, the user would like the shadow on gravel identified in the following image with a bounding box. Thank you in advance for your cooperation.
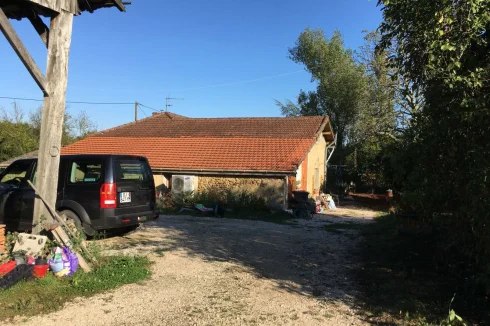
[111,214,368,307]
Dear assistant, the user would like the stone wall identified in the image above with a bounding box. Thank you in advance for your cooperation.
[198,176,286,205]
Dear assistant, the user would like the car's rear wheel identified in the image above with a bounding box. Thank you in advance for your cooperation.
[58,209,82,229]
[57,209,97,237]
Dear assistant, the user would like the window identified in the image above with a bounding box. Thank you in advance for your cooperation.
[69,161,102,184]
[115,159,151,187]
[0,161,31,187]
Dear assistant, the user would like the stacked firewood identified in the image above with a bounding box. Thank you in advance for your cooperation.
[0,225,5,254]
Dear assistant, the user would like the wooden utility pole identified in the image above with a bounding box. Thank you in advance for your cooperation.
[32,10,74,234]
[0,0,127,234]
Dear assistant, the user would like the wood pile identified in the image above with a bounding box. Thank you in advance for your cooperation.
[0,224,5,254]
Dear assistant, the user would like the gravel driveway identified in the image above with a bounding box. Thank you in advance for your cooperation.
[8,207,376,326]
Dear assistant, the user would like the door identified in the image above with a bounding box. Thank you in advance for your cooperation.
[21,160,66,230]
[63,159,104,222]
[114,158,154,216]
[0,160,35,232]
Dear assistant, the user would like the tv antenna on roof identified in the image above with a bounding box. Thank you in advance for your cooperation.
[165,97,184,112]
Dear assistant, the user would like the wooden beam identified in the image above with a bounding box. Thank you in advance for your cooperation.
[0,8,49,96]
[113,0,127,12]
[24,0,79,15]
[82,0,94,13]
[32,10,73,234]
[28,13,49,48]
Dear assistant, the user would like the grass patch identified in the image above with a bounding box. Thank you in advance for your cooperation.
[357,214,482,325]
[0,255,152,321]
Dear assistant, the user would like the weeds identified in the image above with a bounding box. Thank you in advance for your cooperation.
[358,214,487,325]
[158,189,294,224]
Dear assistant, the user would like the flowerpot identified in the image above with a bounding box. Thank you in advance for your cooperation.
[32,265,49,278]
[0,261,16,277]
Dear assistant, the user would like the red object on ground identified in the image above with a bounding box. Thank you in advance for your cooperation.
[32,265,49,278]
[0,261,17,277]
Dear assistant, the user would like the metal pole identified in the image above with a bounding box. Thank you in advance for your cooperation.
[134,101,138,121]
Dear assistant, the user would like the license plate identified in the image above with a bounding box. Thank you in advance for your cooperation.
[120,192,131,203]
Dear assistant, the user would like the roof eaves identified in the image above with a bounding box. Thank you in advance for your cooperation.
[151,167,295,176]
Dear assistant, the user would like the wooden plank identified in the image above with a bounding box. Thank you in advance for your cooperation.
[28,14,49,48]
[25,0,79,15]
[28,181,93,272]
[0,8,49,96]
[32,10,73,234]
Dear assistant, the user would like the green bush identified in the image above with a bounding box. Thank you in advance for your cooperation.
[157,188,293,223]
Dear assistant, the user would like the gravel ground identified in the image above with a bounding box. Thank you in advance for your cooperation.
[7,206,377,326]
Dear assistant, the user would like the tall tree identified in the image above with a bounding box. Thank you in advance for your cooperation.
[378,0,490,303]
[28,107,97,145]
[0,105,98,164]
[0,104,38,162]
[72,110,97,139]
[278,29,367,152]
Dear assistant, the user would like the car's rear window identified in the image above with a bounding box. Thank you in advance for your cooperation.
[115,159,152,187]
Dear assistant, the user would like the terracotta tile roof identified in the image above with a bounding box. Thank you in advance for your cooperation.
[61,113,333,173]
[61,137,316,172]
[1,114,332,173]
[95,113,327,139]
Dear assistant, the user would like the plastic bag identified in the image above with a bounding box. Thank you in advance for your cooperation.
[48,247,79,277]
[63,247,79,275]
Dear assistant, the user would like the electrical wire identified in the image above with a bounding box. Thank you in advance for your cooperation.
[138,105,149,117]
[0,96,134,105]
[66,69,307,93]
[138,103,159,112]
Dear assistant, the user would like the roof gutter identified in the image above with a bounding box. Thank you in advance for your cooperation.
[150,167,295,177]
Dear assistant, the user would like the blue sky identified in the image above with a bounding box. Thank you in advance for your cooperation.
[0,0,382,130]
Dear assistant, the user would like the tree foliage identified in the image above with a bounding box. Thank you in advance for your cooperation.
[0,104,97,163]
[378,0,490,308]
[279,29,400,189]
[278,29,367,151]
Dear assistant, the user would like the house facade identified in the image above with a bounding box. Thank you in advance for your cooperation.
[56,112,334,206]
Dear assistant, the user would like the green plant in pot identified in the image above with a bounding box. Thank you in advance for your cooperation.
[12,249,28,265]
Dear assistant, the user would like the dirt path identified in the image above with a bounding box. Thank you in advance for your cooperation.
[8,206,377,326]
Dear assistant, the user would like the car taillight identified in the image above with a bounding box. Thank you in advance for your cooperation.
[100,183,117,209]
